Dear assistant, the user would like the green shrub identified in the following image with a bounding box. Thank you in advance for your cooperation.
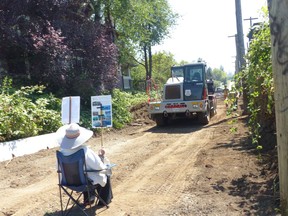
[79,109,93,130]
[0,77,62,142]
[112,89,148,129]
[0,78,148,141]
[234,12,274,149]
[77,89,148,130]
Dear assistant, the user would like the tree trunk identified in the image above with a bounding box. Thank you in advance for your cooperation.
[92,0,102,23]
[144,45,149,80]
[268,1,288,215]
[148,45,152,78]
[24,52,31,80]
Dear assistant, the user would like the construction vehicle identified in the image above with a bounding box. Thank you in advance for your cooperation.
[148,60,217,126]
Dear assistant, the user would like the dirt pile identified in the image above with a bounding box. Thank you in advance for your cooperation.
[129,102,155,125]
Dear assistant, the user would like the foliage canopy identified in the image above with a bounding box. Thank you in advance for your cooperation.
[0,0,119,101]
[235,10,274,149]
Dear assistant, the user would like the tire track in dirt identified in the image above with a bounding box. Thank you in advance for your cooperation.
[99,124,217,215]
[0,172,58,216]
[2,100,254,216]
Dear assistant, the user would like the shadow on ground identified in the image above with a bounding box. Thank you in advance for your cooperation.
[211,131,279,215]
[44,204,109,216]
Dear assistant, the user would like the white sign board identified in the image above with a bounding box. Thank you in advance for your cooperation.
[91,95,112,128]
[61,96,80,124]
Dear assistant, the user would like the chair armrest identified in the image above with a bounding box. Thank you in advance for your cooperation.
[86,163,116,172]
[86,164,116,175]
[86,169,105,173]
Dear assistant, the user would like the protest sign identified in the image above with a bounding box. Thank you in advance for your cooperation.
[61,96,80,124]
[91,95,112,128]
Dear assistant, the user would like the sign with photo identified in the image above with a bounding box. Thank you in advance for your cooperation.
[91,95,112,128]
[61,96,80,124]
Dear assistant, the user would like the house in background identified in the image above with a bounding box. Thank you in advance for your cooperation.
[119,63,135,91]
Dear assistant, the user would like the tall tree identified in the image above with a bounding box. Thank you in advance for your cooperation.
[152,51,176,85]
[212,68,227,84]
[140,0,177,80]
[0,0,119,101]
[109,0,178,79]
[0,0,70,88]
[131,51,176,90]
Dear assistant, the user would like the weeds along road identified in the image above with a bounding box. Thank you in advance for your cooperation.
[0,100,276,216]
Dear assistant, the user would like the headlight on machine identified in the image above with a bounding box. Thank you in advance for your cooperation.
[150,104,160,110]
[191,102,199,109]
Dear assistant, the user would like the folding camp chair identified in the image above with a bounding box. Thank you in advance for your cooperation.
[56,149,109,216]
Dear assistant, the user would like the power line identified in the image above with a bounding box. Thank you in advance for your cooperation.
[244,17,258,27]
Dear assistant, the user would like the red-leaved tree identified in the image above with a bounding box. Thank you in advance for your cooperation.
[0,0,119,101]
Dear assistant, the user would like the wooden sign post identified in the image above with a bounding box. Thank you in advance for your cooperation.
[61,96,80,124]
[269,1,288,215]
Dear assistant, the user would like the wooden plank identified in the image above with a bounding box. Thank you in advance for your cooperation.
[269,1,288,215]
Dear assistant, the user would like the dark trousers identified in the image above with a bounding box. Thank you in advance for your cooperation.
[97,176,113,205]
[83,183,96,203]
[83,176,113,205]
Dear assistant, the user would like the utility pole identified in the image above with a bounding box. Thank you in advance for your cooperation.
[235,0,248,111]
[235,0,246,72]
[244,17,258,28]
[244,17,258,44]
[268,1,288,215]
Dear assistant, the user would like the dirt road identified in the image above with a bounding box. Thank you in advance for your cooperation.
[0,100,277,216]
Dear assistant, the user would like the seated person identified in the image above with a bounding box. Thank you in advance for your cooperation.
[192,72,201,81]
[223,85,229,100]
[56,123,113,207]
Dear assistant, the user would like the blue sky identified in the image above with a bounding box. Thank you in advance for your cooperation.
[153,0,267,74]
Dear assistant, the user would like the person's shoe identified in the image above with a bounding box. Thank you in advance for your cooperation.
[83,196,95,207]
[96,203,106,209]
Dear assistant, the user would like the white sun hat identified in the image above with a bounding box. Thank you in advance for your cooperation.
[56,123,93,149]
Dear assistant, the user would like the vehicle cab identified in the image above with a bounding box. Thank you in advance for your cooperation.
[171,61,208,102]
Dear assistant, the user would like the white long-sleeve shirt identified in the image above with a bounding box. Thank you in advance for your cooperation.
[60,145,107,187]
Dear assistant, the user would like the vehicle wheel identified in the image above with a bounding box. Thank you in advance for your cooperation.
[210,107,217,117]
[210,108,214,117]
[198,108,210,125]
[155,115,167,126]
